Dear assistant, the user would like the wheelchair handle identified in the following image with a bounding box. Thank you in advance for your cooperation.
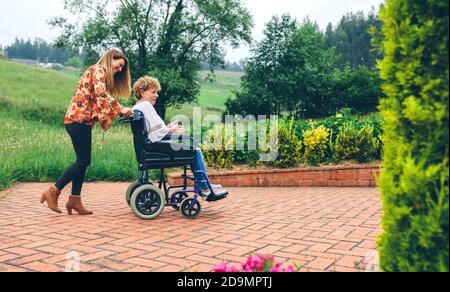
[119,116,133,124]
[119,110,144,125]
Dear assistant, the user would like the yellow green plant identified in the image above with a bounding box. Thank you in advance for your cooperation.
[303,126,330,166]
[201,125,235,169]
[269,118,303,168]
[334,123,379,163]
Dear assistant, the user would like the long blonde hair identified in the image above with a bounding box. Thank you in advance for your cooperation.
[96,49,131,99]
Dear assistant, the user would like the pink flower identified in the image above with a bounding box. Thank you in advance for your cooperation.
[226,266,241,272]
[213,263,240,273]
[242,263,254,272]
[214,255,299,273]
[252,258,264,272]
[270,263,282,272]
[285,265,296,272]
[213,263,228,273]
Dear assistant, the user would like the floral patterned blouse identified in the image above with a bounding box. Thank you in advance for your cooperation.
[64,64,124,131]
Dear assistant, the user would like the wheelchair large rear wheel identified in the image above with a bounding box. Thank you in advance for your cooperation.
[130,185,166,220]
[126,180,141,206]
[126,180,154,206]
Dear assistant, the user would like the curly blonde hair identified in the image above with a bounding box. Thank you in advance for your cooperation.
[133,76,162,100]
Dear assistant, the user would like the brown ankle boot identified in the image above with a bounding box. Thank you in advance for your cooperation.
[40,186,62,214]
[66,195,93,216]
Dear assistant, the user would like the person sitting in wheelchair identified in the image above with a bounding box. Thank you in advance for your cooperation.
[132,76,227,201]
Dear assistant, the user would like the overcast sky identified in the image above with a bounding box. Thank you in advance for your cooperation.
[0,0,384,62]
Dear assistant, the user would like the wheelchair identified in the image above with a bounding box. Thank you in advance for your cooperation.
[120,110,228,220]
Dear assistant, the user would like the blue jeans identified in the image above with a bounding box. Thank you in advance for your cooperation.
[190,148,209,190]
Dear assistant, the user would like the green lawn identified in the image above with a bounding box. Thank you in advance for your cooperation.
[165,70,243,119]
[0,59,243,120]
[197,70,244,111]
[0,109,141,190]
[0,59,79,108]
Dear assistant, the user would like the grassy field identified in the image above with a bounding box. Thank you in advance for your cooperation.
[197,70,243,110]
[0,59,243,119]
[0,111,140,190]
[0,59,243,190]
[0,59,79,107]
[166,70,243,119]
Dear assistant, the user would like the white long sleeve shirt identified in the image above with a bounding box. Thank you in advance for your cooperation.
[132,101,169,143]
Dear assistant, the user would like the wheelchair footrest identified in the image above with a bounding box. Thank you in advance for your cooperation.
[206,191,228,202]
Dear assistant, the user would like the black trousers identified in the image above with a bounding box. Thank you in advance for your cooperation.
[55,123,92,196]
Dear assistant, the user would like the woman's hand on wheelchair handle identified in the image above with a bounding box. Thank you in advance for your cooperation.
[120,107,133,118]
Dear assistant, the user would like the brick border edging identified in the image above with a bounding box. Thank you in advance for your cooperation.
[0,183,23,199]
[167,164,381,188]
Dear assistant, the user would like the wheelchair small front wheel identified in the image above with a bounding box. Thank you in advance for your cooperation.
[170,192,189,211]
[130,185,166,220]
[180,198,201,219]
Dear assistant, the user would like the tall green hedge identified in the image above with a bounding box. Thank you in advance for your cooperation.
[377,0,449,271]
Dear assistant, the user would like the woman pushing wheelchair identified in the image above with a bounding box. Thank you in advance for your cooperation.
[41,48,226,216]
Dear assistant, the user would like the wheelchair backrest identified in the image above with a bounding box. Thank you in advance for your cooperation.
[125,110,196,169]
[129,110,150,166]
[129,110,149,138]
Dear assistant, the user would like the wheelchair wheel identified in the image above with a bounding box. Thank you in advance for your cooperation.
[180,198,201,219]
[126,180,141,206]
[170,192,189,211]
[130,185,166,220]
[126,180,154,206]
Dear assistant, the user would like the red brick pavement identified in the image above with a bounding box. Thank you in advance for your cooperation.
[0,183,381,272]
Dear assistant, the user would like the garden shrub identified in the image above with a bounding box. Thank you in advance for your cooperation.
[234,149,260,166]
[268,118,302,168]
[334,123,379,163]
[302,125,330,166]
[202,125,235,169]
[377,0,449,272]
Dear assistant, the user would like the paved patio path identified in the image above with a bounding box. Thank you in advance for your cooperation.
[0,183,381,272]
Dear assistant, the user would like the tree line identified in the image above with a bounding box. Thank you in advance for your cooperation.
[226,10,384,119]
[3,38,78,65]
